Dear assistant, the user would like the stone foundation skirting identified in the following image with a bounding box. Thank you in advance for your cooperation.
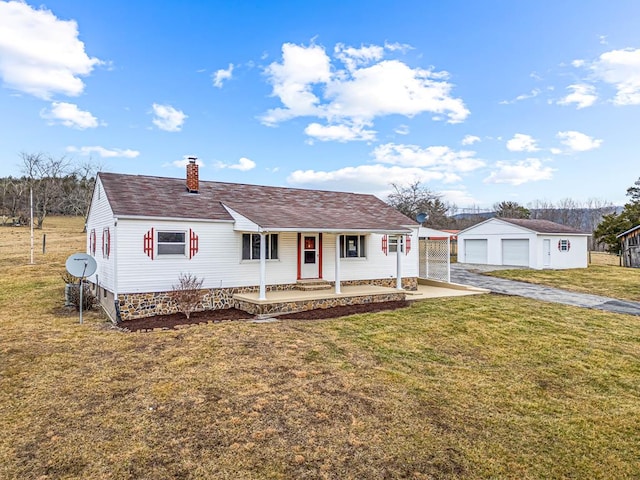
[115,277,417,321]
[235,292,406,317]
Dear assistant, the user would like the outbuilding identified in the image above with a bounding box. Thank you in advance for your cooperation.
[617,224,640,268]
[457,217,589,269]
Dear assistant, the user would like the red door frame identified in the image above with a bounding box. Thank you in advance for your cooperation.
[297,232,323,279]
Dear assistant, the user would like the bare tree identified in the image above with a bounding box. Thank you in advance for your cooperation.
[21,152,71,229]
[386,181,456,228]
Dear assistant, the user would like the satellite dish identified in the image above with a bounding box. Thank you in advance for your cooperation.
[65,253,97,278]
[416,212,428,223]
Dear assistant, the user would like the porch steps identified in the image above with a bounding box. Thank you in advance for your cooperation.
[295,279,333,291]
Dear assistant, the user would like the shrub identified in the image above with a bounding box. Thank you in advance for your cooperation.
[62,271,96,311]
[67,283,97,311]
[169,273,205,319]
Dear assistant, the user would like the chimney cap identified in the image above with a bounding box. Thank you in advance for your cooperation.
[187,156,197,164]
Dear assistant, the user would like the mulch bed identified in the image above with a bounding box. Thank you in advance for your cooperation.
[118,301,410,332]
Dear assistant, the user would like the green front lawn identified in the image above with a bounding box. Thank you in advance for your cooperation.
[1,218,639,479]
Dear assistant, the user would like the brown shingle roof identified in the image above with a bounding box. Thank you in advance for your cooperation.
[499,218,588,234]
[98,172,416,232]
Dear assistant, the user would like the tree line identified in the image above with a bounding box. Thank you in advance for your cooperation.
[0,153,98,228]
[385,181,625,251]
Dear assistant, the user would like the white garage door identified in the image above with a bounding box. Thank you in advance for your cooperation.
[465,239,488,264]
[502,239,529,266]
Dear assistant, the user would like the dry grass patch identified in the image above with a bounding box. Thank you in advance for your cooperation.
[486,263,640,301]
[590,251,620,267]
[1,217,640,479]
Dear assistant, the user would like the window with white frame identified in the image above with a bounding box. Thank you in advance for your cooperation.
[559,239,570,252]
[157,231,186,255]
[388,235,404,253]
[340,235,366,258]
[242,233,278,260]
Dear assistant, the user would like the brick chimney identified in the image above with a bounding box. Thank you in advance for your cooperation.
[186,157,199,193]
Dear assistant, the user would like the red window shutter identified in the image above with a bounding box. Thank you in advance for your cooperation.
[102,230,105,257]
[567,240,571,251]
[106,229,111,258]
[143,228,154,260]
[405,235,411,255]
[382,235,388,255]
[189,229,199,259]
[558,240,561,251]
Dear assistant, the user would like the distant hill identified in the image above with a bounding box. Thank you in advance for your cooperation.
[452,206,623,233]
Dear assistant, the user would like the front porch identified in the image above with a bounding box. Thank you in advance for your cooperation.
[232,279,488,317]
[234,284,406,317]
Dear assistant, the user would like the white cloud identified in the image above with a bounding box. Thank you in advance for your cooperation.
[324,59,469,123]
[394,124,410,135]
[334,43,384,72]
[591,48,640,105]
[40,102,102,129]
[260,42,332,125]
[372,143,485,173]
[215,157,256,171]
[506,133,539,152]
[66,146,139,158]
[212,63,234,88]
[484,158,554,185]
[0,1,102,99]
[167,156,204,169]
[550,147,563,155]
[556,130,603,151]
[304,122,376,142]
[499,88,541,105]
[260,41,469,138]
[557,83,597,109]
[152,103,187,132]
[461,134,480,145]
[439,188,479,206]
[288,164,460,195]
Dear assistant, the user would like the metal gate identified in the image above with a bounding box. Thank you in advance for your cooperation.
[419,238,450,283]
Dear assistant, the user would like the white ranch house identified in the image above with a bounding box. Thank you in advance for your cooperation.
[457,217,589,269]
[85,161,421,321]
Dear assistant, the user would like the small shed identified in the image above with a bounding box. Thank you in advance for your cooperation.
[617,225,640,268]
[457,218,589,270]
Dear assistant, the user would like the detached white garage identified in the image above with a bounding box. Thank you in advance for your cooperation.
[458,218,590,270]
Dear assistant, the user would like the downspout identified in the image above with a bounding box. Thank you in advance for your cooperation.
[259,232,266,300]
[113,217,122,322]
[334,234,341,294]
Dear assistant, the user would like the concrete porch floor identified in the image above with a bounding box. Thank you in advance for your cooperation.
[233,280,488,306]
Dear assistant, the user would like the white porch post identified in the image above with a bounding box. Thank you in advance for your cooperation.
[334,234,341,294]
[396,235,403,290]
[259,232,266,300]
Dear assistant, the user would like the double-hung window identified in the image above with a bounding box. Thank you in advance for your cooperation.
[242,233,278,260]
[340,235,366,258]
[388,235,404,253]
[558,239,570,252]
[157,231,186,255]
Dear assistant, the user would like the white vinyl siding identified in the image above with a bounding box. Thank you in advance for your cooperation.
[85,178,116,291]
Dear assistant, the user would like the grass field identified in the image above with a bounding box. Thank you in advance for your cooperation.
[487,253,640,301]
[1,217,640,479]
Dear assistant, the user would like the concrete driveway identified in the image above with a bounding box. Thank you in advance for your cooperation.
[451,264,640,316]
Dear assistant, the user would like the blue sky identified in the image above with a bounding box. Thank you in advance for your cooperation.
[1,0,639,209]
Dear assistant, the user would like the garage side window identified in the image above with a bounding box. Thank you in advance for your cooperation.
[559,239,570,252]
